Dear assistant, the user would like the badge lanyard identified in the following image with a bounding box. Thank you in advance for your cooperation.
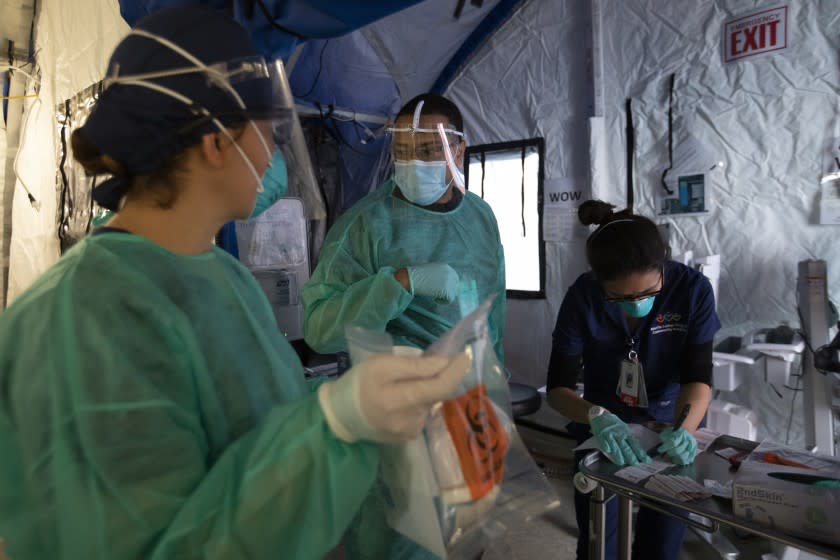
[617,337,649,407]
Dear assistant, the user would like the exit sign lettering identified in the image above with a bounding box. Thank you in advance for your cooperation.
[724,5,788,63]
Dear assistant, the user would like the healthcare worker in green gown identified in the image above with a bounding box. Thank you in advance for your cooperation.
[0,7,472,560]
[302,94,506,360]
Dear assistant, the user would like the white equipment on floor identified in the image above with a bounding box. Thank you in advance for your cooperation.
[236,198,310,341]
[796,260,838,457]
[743,327,805,388]
[710,337,759,440]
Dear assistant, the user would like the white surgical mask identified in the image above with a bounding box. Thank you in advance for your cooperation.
[395,160,451,206]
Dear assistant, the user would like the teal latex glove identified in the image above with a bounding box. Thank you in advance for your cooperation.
[591,413,651,466]
[657,427,698,465]
[408,263,460,303]
[814,479,840,489]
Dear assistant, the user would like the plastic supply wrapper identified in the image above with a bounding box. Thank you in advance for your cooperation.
[235,198,308,271]
[346,298,560,559]
[734,440,840,546]
[744,440,840,476]
[55,81,108,253]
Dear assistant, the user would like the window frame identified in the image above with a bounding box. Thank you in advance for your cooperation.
[465,137,546,300]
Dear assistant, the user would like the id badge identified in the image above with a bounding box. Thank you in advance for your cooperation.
[616,352,649,407]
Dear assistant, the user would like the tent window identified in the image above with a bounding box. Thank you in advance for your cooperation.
[465,138,545,299]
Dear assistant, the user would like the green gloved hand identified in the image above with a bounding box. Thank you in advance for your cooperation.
[591,413,651,466]
[657,427,698,465]
[408,263,460,303]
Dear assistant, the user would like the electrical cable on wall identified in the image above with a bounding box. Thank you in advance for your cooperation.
[316,102,369,157]
[251,0,306,41]
[307,121,334,224]
[785,358,805,444]
[520,145,526,237]
[6,58,41,211]
[625,98,634,213]
[295,40,330,99]
[453,0,485,19]
[660,73,676,195]
[86,176,98,232]
[58,100,72,249]
[479,152,486,199]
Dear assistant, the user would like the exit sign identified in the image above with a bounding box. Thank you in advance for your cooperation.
[724,5,789,63]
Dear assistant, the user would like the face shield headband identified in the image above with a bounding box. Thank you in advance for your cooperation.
[387,100,466,192]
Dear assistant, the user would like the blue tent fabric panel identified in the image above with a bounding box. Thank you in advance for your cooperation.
[217,221,239,257]
[118,0,426,58]
[432,0,524,93]
[118,0,223,27]
[288,36,400,117]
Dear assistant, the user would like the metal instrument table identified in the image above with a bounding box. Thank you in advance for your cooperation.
[578,435,840,560]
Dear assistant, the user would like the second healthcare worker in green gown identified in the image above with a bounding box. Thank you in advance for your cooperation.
[302,94,506,360]
[0,7,472,559]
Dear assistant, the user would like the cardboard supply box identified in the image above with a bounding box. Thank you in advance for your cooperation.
[733,461,840,547]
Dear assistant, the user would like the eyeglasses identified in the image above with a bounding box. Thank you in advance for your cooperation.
[603,269,664,303]
[388,124,464,162]
[392,142,459,162]
[604,290,661,304]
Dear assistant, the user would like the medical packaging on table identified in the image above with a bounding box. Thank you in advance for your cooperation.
[732,441,840,546]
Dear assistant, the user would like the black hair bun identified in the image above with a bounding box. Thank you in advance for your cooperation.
[578,200,615,226]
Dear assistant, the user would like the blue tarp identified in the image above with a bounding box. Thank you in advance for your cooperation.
[118,0,425,58]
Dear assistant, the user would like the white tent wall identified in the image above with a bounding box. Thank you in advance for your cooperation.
[597,0,840,328]
[593,0,840,443]
[7,86,58,305]
[0,0,35,46]
[1,0,35,309]
[6,0,128,305]
[447,0,594,387]
[362,0,502,101]
[444,0,840,394]
[3,73,33,309]
[2,74,27,311]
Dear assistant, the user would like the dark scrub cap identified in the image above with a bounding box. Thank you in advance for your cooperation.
[78,5,272,210]
[579,200,669,282]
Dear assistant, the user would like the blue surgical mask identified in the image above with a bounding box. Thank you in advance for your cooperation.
[618,295,656,318]
[394,160,449,206]
[250,150,288,218]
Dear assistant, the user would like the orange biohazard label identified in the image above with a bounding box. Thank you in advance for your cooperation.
[441,384,509,501]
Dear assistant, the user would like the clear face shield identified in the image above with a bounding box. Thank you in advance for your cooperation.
[387,101,466,194]
[103,30,325,219]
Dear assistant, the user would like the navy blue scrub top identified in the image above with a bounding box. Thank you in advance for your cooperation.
[550,260,721,427]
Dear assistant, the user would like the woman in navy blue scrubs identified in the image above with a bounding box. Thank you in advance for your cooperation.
[546,200,720,560]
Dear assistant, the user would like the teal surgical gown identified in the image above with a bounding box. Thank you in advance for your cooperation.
[0,232,380,559]
[302,178,506,359]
